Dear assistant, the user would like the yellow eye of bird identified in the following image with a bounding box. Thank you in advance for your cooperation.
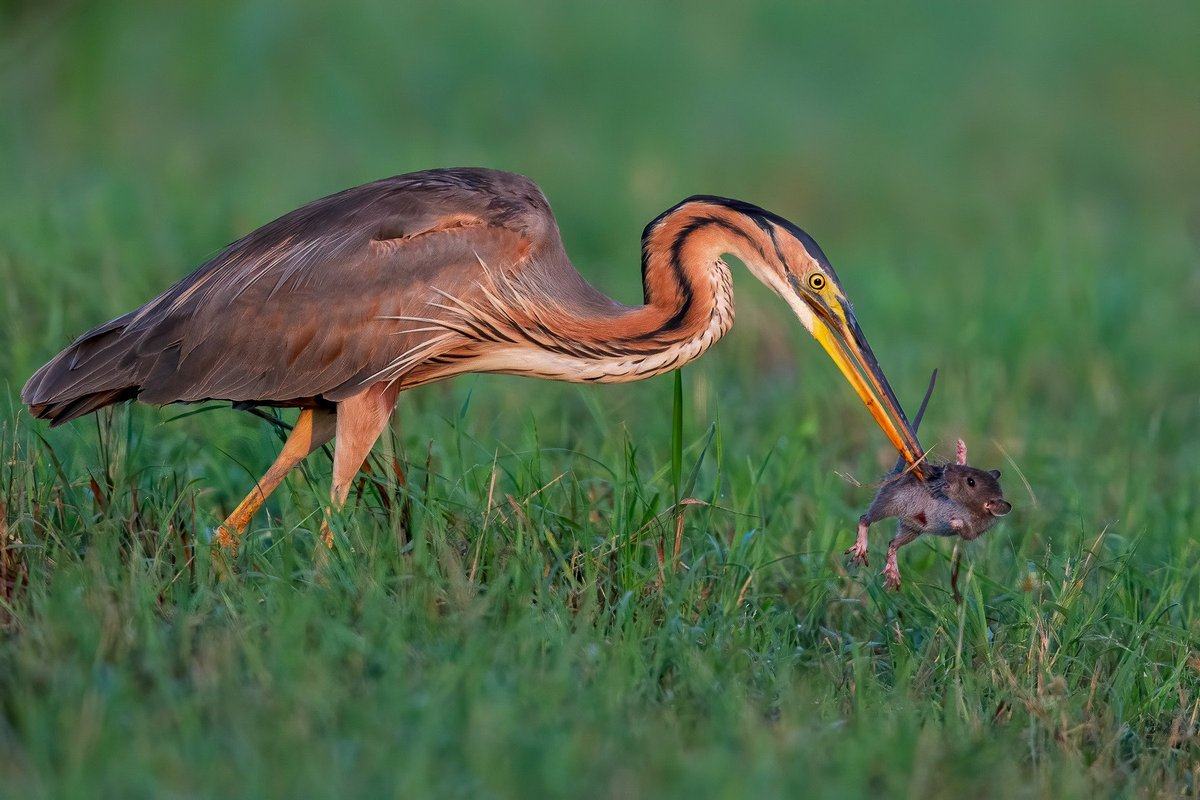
[807,273,827,291]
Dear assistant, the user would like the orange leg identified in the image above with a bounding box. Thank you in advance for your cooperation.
[321,383,400,547]
[215,408,335,552]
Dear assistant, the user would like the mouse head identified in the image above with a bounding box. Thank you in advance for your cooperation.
[942,464,1011,520]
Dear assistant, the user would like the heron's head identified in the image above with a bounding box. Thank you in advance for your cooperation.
[666,196,927,472]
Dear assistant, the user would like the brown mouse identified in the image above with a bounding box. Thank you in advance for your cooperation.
[845,371,1012,590]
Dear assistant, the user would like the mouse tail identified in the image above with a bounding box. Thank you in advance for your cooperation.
[890,369,937,473]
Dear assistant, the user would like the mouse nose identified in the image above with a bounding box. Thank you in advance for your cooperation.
[986,499,1012,516]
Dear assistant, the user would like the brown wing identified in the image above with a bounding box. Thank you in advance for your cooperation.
[22,168,565,424]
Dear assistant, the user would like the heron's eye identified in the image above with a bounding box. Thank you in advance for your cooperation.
[966,477,976,488]
[807,273,827,292]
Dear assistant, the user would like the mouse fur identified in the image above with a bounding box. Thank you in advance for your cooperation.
[845,370,1011,590]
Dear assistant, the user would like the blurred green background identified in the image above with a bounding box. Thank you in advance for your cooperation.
[2,2,1199,797]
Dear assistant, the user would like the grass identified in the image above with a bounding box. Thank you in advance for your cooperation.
[2,1,1199,797]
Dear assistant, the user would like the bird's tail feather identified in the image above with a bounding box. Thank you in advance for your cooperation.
[22,313,143,426]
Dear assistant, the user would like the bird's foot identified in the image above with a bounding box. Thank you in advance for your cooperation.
[214,504,257,554]
[882,559,902,591]
[213,523,243,555]
[845,541,869,567]
[209,522,245,582]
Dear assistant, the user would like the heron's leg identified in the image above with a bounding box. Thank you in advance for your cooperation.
[321,383,400,547]
[882,526,922,591]
[846,516,872,566]
[215,408,336,552]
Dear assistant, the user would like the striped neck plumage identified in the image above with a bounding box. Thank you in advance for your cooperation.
[388,200,790,386]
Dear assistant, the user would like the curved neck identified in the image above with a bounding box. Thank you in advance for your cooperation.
[489,201,774,346]
[416,200,782,385]
[621,201,774,342]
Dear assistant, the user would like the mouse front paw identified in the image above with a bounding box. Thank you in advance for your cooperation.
[844,541,870,567]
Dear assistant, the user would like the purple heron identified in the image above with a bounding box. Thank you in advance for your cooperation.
[22,168,926,551]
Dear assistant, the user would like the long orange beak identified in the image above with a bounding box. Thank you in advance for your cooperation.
[807,298,927,477]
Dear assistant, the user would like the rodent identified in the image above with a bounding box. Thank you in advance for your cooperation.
[845,370,1011,590]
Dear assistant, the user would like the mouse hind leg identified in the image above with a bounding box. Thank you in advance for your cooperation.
[882,524,922,591]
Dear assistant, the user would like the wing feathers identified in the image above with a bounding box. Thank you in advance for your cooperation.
[23,168,558,423]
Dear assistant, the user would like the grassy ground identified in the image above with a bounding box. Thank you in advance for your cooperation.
[2,2,1199,797]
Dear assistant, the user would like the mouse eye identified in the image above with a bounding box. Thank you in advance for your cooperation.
[807,273,827,291]
[966,477,976,487]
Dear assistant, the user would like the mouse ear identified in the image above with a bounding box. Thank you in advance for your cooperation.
[989,469,1001,479]
[956,439,967,465]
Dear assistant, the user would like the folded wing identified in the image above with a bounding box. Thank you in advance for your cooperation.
[22,168,559,424]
